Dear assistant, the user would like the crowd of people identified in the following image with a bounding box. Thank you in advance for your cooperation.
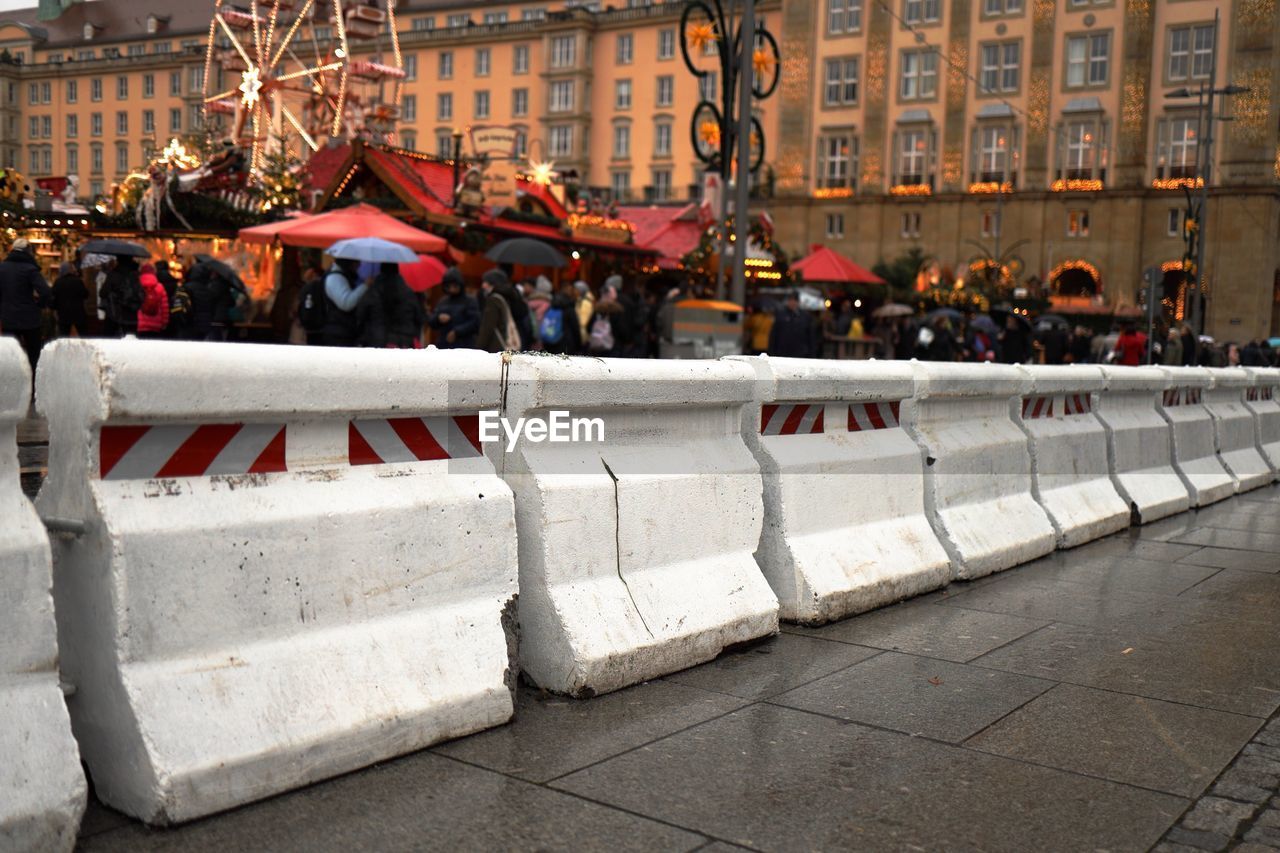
[3,238,1278,373]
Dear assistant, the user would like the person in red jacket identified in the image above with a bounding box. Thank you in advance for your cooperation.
[1113,320,1148,366]
[136,264,169,338]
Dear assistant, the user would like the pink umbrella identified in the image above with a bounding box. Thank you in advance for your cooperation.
[400,254,448,293]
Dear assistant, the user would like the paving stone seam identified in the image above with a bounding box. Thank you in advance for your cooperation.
[958,659,1275,722]
[425,749,731,850]
[1154,711,1280,851]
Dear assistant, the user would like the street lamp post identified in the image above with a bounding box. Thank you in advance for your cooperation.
[450,128,465,208]
[1164,8,1248,336]
[680,0,779,303]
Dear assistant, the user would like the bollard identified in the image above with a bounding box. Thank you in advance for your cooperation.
[1094,366,1192,524]
[495,355,778,697]
[1203,368,1273,493]
[1014,365,1130,548]
[36,340,518,825]
[1158,366,1235,506]
[903,362,1055,581]
[734,356,950,624]
[0,338,85,853]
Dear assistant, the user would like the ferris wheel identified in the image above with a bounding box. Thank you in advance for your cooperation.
[202,0,406,172]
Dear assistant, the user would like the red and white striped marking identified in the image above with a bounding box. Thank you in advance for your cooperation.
[348,415,482,465]
[99,423,287,480]
[847,401,901,431]
[760,403,825,436]
[1021,396,1055,420]
[1163,387,1203,407]
[1061,393,1093,416]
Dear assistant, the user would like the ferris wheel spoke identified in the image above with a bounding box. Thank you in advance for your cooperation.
[203,89,238,103]
[269,0,315,69]
[276,61,343,83]
[216,16,257,70]
[282,106,320,151]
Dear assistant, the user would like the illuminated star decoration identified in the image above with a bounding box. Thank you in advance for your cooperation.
[752,47,776,78]
[529,159,556,186]
[239,67,263,108]
[687,22,716,52]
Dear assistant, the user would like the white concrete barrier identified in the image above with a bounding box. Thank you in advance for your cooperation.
[1013,365,1130,548]
[1158,366,1235,506]
[1203,368,1274,493]
[1244,367,1280,478]
[902,362,1054,581]
[0,339,85,853]
[35,339,518,825]
[495,356,778,697]
[1094,366,1191,524]
[734,357,950,625]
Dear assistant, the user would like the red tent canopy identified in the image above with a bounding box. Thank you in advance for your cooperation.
[792,245,886,285]
[238,203,447,253]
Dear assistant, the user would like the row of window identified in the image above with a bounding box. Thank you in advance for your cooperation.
[430,29,680,79]
[26,107,191,140]
[416,75,678,123]
[814,114,1199,190]
[823,207,1184,242]
[28,68,204,106]
[828,0,1145,35]
[820,25,1213,109]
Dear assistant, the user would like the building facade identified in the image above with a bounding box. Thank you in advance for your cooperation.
[771,0,1280,341]
[0,0,781,208]
[0,0,1275,340]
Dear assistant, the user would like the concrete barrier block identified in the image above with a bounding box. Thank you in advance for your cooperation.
[1158,366,1235,506]
[732,356,950,624]
[1014,365,1130,548]
[1204,368,1273,493]
[1243,367,1280,479]
[903,362,1055,581]
[496,356,778,697]
[35,340,518,825]
[1094,366,1192,524]
[0,338,85,853]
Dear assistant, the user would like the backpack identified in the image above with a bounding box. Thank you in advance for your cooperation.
[491,294,521,351]
[539,306,565,345]
[118,272,143,315]
[588,314,614,352]
[298,276,328,332]
[169,284,192,334]
[226,282,249,324]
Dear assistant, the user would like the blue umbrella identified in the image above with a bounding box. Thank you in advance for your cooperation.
[326,237,418,264]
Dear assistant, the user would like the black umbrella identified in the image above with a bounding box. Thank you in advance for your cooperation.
[81,239,150,258]
[925,307,964,324]
[485,238,567,268]
[1035,313,1070,330]
[990,306,1032,330]
[193,254,241,283]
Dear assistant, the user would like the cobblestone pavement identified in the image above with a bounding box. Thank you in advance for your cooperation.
[74,484,1280,852]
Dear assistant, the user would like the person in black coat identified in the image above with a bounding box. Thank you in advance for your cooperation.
[428,268,480,348]
[100,256,142,337]
[767,291,818,358]
[541,281,583,355]
[375,263,425,348]
[154,260,178,303]
[51,261,89,338]
[0,238,53,366]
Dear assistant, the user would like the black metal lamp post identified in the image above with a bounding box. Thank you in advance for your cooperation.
[680,0,779,303]
[451,128,465,208]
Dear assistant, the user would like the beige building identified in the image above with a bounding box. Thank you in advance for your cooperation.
[0,0,1275,339]
[0,0,781,209]
[771,0,1280,341]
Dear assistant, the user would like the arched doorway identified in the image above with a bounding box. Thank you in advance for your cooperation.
[1051,260,1101,298]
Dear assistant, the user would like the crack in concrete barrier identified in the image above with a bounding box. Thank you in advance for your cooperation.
[601,459,654,639]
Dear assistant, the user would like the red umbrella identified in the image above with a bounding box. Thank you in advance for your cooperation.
[237,212,314,243]
[238,203,446,253]
[792,245,886,285]
[401,254,448,292]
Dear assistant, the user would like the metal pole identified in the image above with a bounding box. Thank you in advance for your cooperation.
[1191,8,1218,336]
[714,1,736,301]
[731,0,754,308]
[1145,267,1159,364]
